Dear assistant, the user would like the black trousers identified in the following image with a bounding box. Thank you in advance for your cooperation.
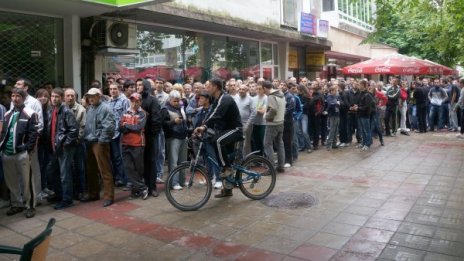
[347,113,361,143]
[384,105,398,135]
[144,136,157,193]
[417,104,427,133]
[283,119,293,164]
[212,128,243,168]
[339,110,349,143]
[311,115,321,148]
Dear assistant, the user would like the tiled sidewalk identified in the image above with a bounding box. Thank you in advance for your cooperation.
[0,132,463,260]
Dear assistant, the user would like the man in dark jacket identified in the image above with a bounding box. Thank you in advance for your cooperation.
[356,80,374,151]
[0,88,39,218]
[46,88,79,210]
[414,82,429,133]
[82,88,115,207]
[136,79,162,197]
[385,78,401,136]
[193,78,243,198]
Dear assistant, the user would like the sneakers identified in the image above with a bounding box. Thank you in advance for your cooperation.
[156,177,165,184]
[306,149,313,153]
[360,145,370,151]
[214,181,223,189]
[400,131,410,136]
[43,188,55,198]
[356,144,363,149]
[338,143,347,147]
[457,134,464,139]
[276,167,285,173]
[141,189,149,200]
[284,163,291,168]
[380,141,385,146]
[172,184,183,190]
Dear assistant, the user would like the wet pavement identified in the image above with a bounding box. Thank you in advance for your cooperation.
[1,131,464,260]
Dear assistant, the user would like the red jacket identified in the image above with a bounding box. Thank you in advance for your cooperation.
[375,90,388,107]
[119,107,146,147]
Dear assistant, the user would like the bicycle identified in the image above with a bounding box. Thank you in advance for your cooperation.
[165,133,276,211]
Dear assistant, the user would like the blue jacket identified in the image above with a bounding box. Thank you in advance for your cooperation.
[326,94,341,117]
[293,94,303,121]
[161,103,188,139]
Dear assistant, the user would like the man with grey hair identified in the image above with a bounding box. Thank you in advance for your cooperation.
[161,90,188,190]
[233,84,255,157]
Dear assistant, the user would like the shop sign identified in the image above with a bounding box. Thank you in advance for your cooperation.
[298,12,317,35]
[83,0,153,7]
[318,20,329,38]
[306,53,325,66]
[288,49,298,69]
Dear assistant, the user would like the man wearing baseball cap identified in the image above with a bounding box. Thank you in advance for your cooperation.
[120,93,148,200]
[81,88,116,207]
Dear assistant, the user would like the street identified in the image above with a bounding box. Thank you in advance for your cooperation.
[1,131,463,261]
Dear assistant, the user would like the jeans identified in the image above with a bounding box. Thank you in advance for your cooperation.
[326,116,340,148]
[292,119,299,160]
[371,112,384,144]
[299,114,312,150]
[263,124,285,168]
[320,115,328,145]
[155,130,165,179]
[408,104,418,131]
[441,103,450,128]
[449,103,459,129]
[110,134,126,184]
[429,104,443,130]
[166,138,188,186]
[203,141,220,180]
[47,146,76,204]
[73,142,86,196]
[359,116,372,147]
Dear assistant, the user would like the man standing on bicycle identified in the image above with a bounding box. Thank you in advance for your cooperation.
[193,78,243,198]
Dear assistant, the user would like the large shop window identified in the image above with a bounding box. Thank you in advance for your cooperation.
[103,26,277,83]
[281,0,302,28]
[0,11,64,96]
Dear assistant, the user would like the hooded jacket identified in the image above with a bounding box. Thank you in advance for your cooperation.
[140,79,162,138]
[203,92,242,131]
[265,89,286,126]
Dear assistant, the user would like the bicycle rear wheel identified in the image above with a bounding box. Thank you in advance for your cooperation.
[165,163,212,211]
[238,155,276,200]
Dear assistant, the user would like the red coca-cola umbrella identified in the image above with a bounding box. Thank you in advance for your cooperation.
[342,54,441,75]
[424,60,457,75]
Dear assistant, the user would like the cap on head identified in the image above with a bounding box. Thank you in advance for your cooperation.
[130,92,142,102]
[85,88,102,96]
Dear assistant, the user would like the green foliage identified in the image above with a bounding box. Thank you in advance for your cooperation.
[364,0,464,66]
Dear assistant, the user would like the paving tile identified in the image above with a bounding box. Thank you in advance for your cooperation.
[306,232,350,250]
[352,227,393,243]
[65,238,108,259]
[341,239,386,257]
[424,252,463,261]
[428,238,464,256]
[332,213,368,226]
[409,205,444,217]
[343,205,377,216]
[321,222,360,237]
[390,232,431,251]
[379,245,426,261]
[397,222,436,238]
[434,227,464,243]
[364,217,402,232]
[290,243,337,261]
[404,212,440,226]
[372,208,410,221]
[330,250,378,261]
[255,236,301,255]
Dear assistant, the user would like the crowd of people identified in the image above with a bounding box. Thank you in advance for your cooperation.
[0,74,463,218]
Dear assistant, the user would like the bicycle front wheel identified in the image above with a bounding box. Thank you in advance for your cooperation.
[165,163,212,211]
[238,155,276,200]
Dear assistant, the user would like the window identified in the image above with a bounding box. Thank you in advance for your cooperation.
[281,0,302,28]
[323,0,335,11]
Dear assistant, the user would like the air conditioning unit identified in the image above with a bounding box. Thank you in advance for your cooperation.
[91,20,137,49]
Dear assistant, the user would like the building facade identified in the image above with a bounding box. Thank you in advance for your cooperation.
[0,0,395,97]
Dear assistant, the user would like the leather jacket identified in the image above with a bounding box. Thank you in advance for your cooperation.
[47,104,79,150]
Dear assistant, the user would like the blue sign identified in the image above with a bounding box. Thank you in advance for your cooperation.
[299,12,316,35]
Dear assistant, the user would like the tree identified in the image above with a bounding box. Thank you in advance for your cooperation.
[365,0,464,67]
